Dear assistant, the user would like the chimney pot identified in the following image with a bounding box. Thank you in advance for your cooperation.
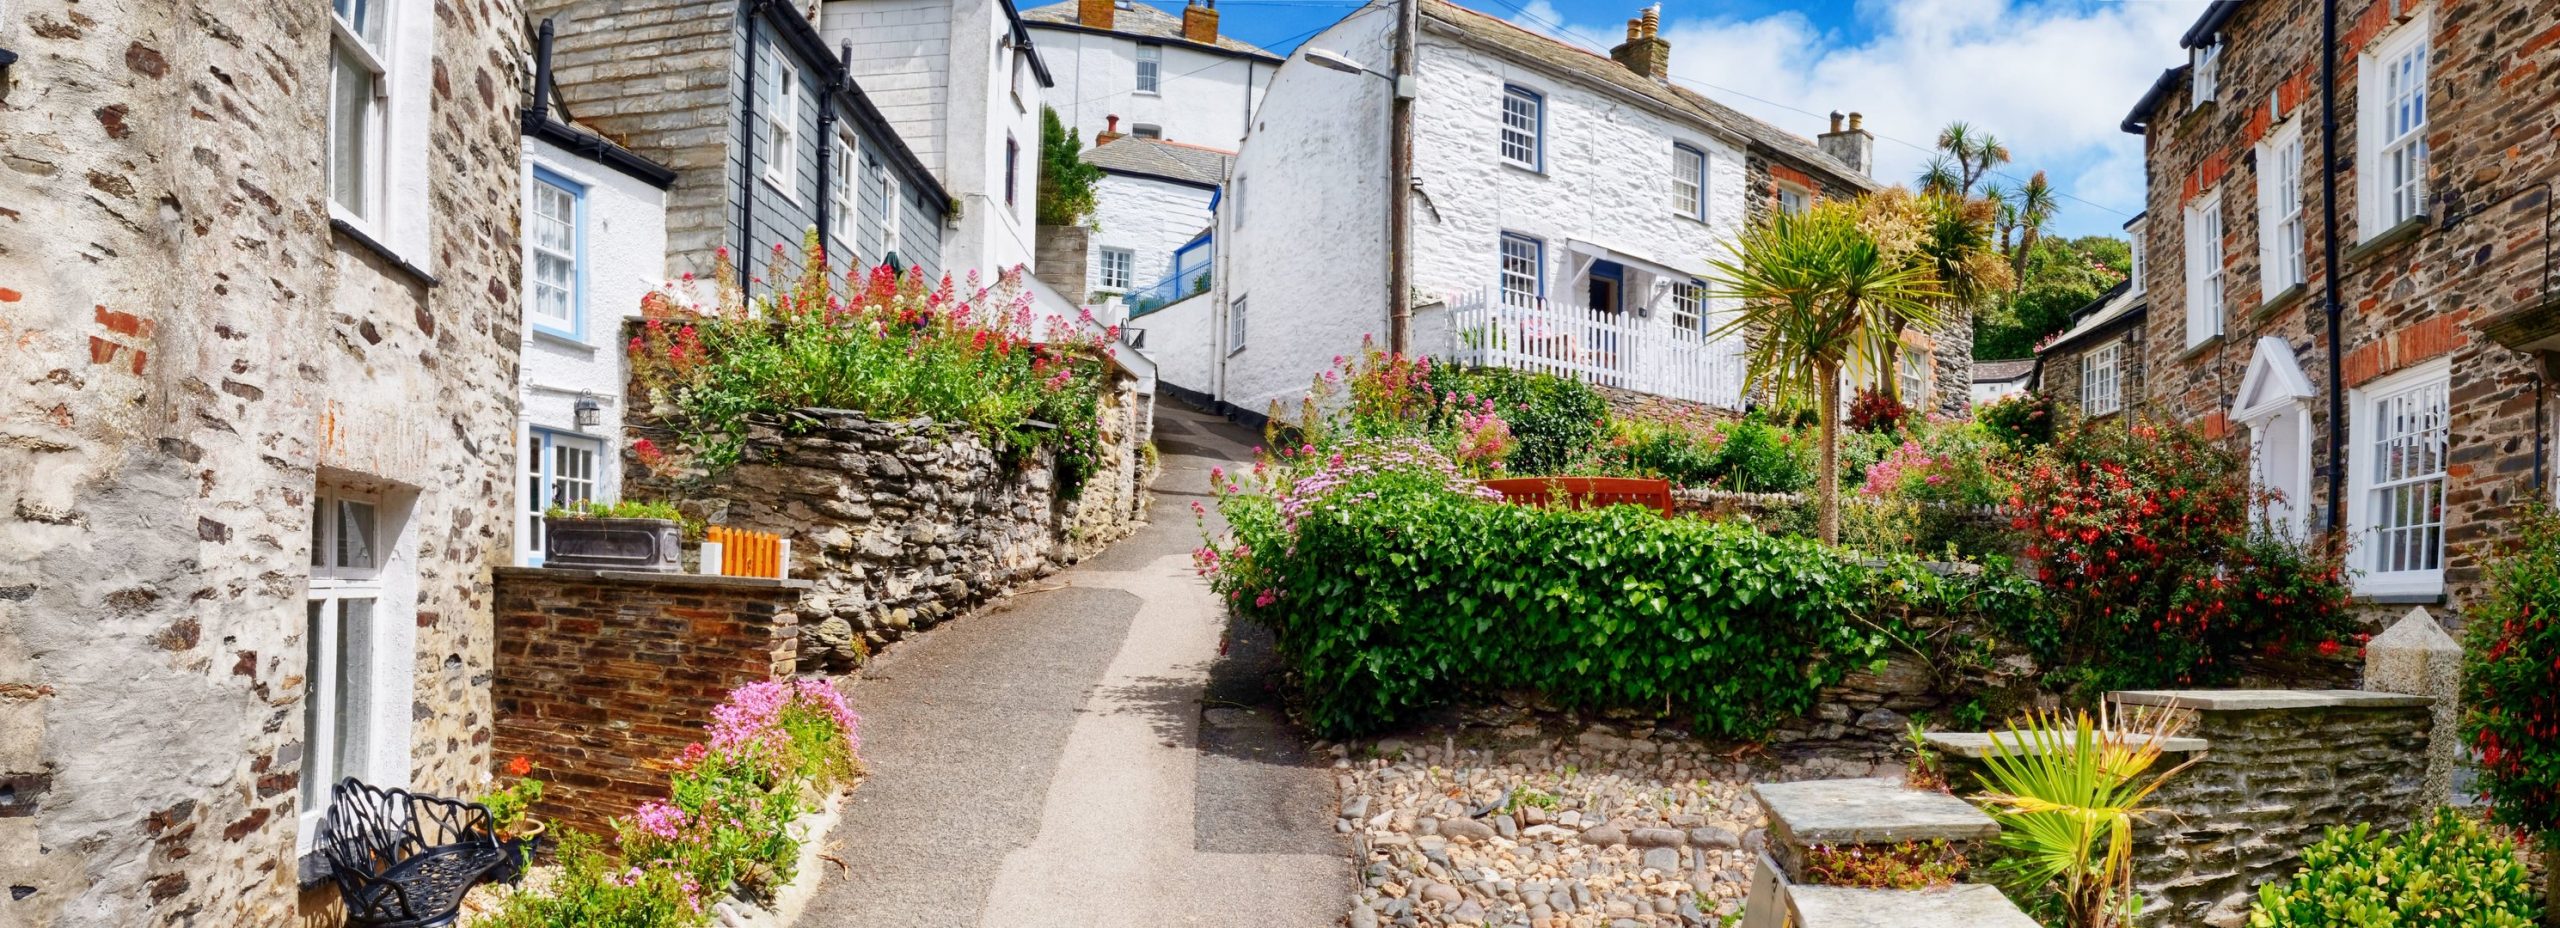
[1608,5,1670,82]
[1849,111,1863,130]
[1828,111,1843,133]
[1099,114,1124,143]
[1640,4,1659,39]
[1818,109,1875,177]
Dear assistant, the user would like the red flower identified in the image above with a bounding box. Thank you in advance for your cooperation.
[506,756,533,777]
[2317,639,2342,657]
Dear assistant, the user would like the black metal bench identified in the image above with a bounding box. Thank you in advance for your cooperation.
[318,778,510,928]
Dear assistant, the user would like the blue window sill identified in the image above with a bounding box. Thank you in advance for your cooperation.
[530,326,592,352]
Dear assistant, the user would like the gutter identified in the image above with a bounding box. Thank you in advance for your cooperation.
[2121,66,2185,135]
[2319,0,2346,530]
[522,20,677,188]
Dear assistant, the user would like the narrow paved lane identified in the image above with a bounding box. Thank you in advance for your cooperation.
[800,404,1350,927]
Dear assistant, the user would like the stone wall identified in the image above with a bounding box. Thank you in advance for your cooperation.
[628,377,1151,670]
[0,2,526,925]
[490,568,807,838]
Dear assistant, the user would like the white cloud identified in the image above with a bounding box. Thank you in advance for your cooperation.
[1502,0,2208,237]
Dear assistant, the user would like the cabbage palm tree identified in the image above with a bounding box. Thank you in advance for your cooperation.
[1707,201,1947,544]
[2009,171,2060,277]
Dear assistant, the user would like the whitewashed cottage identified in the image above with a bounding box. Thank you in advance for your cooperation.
[1021,0,1282,150]
[1175,1,1915,418]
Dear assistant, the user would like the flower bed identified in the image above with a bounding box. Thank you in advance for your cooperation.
[478,680,861,928]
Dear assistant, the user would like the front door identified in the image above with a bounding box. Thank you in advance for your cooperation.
[1587,260,1625,314]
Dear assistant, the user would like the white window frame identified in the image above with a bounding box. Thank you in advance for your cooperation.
[760,46,802,200]
[1776,183,1812,216]
[2257,121,2306,296]
[1501,84,1543,171]
[519,427,605,566]
[1499,232,1543,308]
[2347,357,2451,597]
[1136,44,1161,95]
[1669,279,1704,333]
[2185,191,2226,347]
[830,131,859,252]
[328,0,391,224]
[1228,296,1248,355]
[2081,341,2123,416]
[1671,143,1706,219]
[2191,40,2221,109]
[2128,221,2148,295]
[1898,343,1931,406]
[2360,14,2431,238]
[300,481,413,852]
[879,165,905,257]
[525,170,583,340]
[1098,247,1135,292]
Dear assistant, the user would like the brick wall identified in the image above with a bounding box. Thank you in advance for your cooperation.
[2130,0,2556,620]
[490,568,808,838]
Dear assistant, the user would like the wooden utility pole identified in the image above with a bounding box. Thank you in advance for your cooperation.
[1387,0,1418,353]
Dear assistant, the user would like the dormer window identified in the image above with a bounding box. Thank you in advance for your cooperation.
[2191,39,2221,109]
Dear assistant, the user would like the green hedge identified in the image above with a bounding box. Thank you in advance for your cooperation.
[1235,485,2008,738]
[2248,809,2539,928]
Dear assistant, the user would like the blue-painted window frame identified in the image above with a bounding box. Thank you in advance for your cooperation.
[528,165,588,342]
[1499,231,1545,302]
[1501,84,1545,172]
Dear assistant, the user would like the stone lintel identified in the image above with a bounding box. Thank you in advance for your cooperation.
[493,565,814,592]
[1922,730,2209,759]
[1786,884,2042,928]
[2108,689,2430,711]
[1752,778,2000,847]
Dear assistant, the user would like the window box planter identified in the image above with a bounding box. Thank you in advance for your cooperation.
[544,517,681,572]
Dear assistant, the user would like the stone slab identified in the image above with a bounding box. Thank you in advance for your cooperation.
[2108,689,2430,711]
[494,565,815,591]
[1786,884,2042,928]
[1752,778,2000,846]
[1923,730,2208,759]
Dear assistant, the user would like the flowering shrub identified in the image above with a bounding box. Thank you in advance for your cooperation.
[1979,390,2057,450]
[1420,363,1608,475]
[486,680,862,927]
[2010,419,2353,698]
[477,756,546,834]
[629,234,1115,495]
[1706,414,1815,493]
[1800,839,1968,890]
[1846,387,1912,434]
[2463,507,2560,844]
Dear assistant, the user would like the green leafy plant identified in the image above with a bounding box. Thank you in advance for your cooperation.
[478,755,547,834]
[1799,839,1968,889]
[1035,106,1102,226]
[2464,506,2560,870]
[1978,389,2058,450]
[2247,809,2538,928]
[1703,413,1814,493]
[1973,707,2198,928]
[546,499,686,523]
[1422,363,1608,475]
[1904,722,1948,792]
[479,833,702,928]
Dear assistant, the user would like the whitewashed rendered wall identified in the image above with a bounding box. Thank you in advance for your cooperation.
[1087,172,1215,297]
[1135,293,1217,390]
[823,0,956,177]
[1213,6,1396,414]
[1032,26,1268,148]
[1972,377,2029,406]
[1407,31,1746,338]
[518,140,669,564]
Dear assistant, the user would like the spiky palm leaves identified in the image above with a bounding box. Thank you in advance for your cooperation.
[1974,707,2202,928]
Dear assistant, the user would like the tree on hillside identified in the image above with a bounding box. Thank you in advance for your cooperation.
[2004,171,2059,277]
[1709,200,1948,544]
[1036,107,1102,227]
[1918,121,2010,197]
[1971,236,2131,360]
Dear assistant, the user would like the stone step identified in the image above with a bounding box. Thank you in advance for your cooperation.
[1786,884,2042,928]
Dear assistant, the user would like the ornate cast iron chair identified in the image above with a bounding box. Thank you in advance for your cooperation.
[317,778,509,928]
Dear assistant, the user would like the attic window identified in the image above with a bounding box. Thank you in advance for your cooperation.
[1132,123,1162,139]
[2191,39,2221,109]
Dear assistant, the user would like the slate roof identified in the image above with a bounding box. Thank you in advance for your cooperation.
[1422,0,1876,191]
[1973,358,2037,384]
[1020,1,1277,58]
[1082,136,1235,186]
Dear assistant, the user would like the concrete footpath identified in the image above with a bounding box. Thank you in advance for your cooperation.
[797,404,1351,927]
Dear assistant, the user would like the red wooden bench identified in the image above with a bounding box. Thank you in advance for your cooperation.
[1480,476,1676,517]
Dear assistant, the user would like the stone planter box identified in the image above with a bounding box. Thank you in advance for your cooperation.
[543,517,681,572]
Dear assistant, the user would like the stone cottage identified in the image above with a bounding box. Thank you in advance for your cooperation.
[527,0,955,288]
[2106,0,2560,613]
[0,0,527,924]
[1181,2,1957,419]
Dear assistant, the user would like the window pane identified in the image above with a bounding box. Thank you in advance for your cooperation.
[330,46,373,217]
[1500,236,1539,306]
[302,599,330,807]
[336,500,376,570]
[334,598,373,784]
[1502,88,1540,167]
[311,494,326,568]
[334,0,380,46]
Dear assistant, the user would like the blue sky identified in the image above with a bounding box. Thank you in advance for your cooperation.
[1164,0,2211,240]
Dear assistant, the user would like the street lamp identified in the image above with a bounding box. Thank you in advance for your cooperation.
[1304,47,1384,79]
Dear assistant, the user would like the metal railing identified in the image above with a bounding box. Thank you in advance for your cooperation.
[1447,288,1747,408]
[1126,263,1213,318]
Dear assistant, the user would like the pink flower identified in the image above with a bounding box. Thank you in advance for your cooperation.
[633,801,688,840]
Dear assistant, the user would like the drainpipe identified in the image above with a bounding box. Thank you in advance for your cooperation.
[740,0,763,291]
[525,19,557,133]
[2318,0,2346,532]
[815,42,847,263]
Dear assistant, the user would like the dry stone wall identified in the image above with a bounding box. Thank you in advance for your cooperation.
[629,378,1151,670]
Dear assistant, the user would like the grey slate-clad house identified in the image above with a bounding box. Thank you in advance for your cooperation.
[529,0,954,288]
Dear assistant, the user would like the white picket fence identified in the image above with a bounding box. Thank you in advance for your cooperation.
[1446,289,1747,409]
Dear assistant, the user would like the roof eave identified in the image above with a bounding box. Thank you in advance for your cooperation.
[2121,66,2185,135]
[1021,18,1285,63]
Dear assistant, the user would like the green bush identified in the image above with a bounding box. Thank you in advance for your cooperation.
[1706,414,1814,493]
[2463,506,2560,844]
[2248,809,2538,928]
[1596,417,1721,486]
[1203,444,2021,738]
[1979,390,2057,450]
[1423,364,1607,475]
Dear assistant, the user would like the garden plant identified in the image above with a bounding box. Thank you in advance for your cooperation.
[2463,505,2560,921]
[1973,706,2199,928]
[2246,809,2539,928]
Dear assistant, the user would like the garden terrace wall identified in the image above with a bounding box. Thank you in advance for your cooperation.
[491,568,809,838]
[628,381,1151,670]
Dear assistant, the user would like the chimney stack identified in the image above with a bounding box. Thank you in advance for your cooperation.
[1606,5,1670,82]
[1098,114,1125,144]
[1079,0,1115,30]
[1818,109,1875,177]
[1182,0,1220,44]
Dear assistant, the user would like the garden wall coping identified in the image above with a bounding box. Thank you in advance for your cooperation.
[2107,689,2431,711]
[1921,730,2209,759]
[1785,884,2042,928]
[493,565,814,592]
[1752,777,2001,848]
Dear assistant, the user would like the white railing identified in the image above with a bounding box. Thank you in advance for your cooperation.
[1446,289,1747,408]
